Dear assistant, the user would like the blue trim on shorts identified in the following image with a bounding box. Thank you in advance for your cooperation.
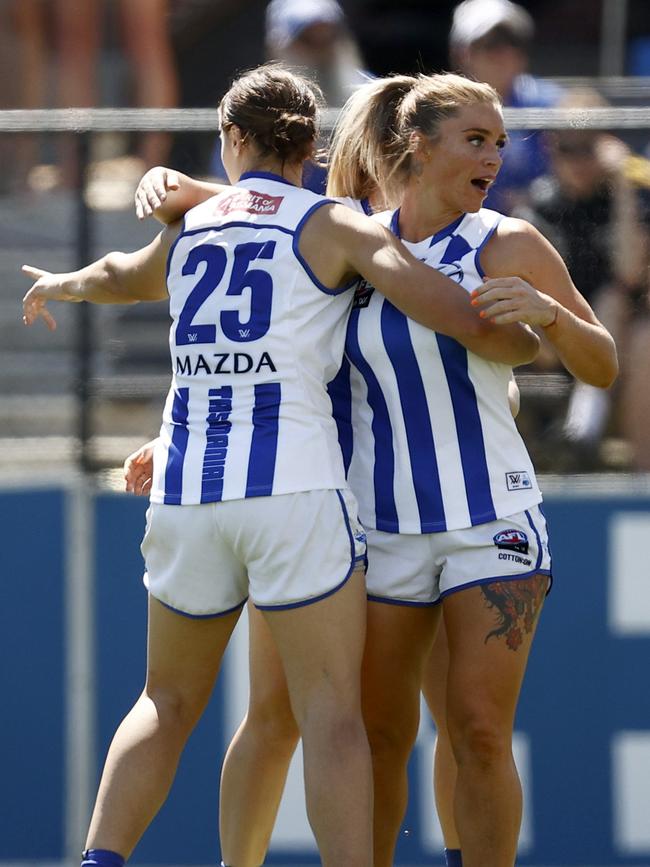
[254,565,359,611]
[525,508,544,571]
[439,568,552,601]
[367,594,440,608]
[152,594,248,619]
[254,489,362,611]
[525,507,553,594]
[336,488,357,565]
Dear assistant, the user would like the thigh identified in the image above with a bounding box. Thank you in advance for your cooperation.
[443,573,547,724]
[145,595,240,711]
[421,616,450,726]
[247,602,295,729]
[363,600,440,723]
[261,566,368,720]
[142,502,248,616]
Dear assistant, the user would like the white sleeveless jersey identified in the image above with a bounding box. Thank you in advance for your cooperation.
[332,207,542,534]
[150,172,355,505]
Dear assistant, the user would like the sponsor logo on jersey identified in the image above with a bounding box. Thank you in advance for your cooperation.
[438,262,464,283]
[175,351,277,376]
[505,470,532,491]
[214,190,284,216]
[202,386,233,486]
[353,278,375,308]
[493,528,529,555]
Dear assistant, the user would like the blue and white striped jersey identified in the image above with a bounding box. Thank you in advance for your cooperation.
[334,206,542,534]
[150,172,355,505]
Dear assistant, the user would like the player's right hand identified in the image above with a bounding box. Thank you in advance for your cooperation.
[21,264,77,330]
[134,166,180,220]
[124,439,157,495]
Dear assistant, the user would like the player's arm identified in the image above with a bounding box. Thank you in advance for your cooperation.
[301,203,539,367]
[22,222,179,330]
[135,166,226,223]
[476,217,618,388]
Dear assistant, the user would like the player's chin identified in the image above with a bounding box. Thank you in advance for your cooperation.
[467,185,488,210]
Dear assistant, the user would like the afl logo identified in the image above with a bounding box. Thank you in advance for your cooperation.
[493,529,529,555]
[438,262,464,283]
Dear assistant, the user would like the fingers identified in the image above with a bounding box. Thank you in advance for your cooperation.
[123,461,152,495]
[22,287,58,330]
[123,443,155,494]
[134,168,180,220]
[474,298,519,322]
[21,264,50,280]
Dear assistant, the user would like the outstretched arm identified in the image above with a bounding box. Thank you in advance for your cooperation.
[22,223,178,330]
[476,218,618,388]
[301,204,539,367]
[135,166,226,223]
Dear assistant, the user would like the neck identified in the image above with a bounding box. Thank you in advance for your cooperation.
[238,158,303,187]
[397,185,463,242]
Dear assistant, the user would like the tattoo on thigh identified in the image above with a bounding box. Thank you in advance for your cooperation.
[481,575,547,651]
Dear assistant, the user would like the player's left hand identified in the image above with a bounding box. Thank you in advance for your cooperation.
[134,166,180,220]
[471,277,558,328]
[21,264,78,330]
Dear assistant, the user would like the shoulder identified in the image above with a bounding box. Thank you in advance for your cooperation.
[482,215,559,279]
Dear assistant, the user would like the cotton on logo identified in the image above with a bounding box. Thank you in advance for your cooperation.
[239,329,251,338]
[187,333,198,343]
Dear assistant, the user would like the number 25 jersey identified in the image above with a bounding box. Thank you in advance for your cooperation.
[150,172,355,505]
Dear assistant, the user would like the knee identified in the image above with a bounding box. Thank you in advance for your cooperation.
[448,708,511,770]
[301,702,368,753]
[365,706,419,764]
[245,693,300,755]
[144,683,207,733]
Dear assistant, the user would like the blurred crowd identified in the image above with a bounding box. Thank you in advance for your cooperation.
[2,0,650,472]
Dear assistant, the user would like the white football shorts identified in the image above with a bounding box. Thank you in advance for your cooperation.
[365,504,552,606]
[141,487,367,616]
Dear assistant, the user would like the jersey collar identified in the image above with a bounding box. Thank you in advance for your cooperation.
[238,171,297,187]
[390,208,466,246]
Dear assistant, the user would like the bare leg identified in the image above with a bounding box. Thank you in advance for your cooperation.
[220,603,299,867]
[85,596,239,857]
[54,0,101,185]
[362,601,440,867]
[421,618,461,851]
[119,0,178,166]
[262,567,372,867]
[443,575,547,867]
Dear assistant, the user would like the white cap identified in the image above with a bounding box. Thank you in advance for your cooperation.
[266,0,345,51]
[449,0,534,47]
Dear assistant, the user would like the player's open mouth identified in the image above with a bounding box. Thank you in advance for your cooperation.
[471,178,493,192]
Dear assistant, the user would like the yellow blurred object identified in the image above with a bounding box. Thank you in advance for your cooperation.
[624,154,650,188]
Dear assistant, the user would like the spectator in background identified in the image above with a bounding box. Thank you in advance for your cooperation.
[449,0,562,214]
[514,88,650,470]
[265,0,368,108]
[209,0,370,192]
[55,0,178,173]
